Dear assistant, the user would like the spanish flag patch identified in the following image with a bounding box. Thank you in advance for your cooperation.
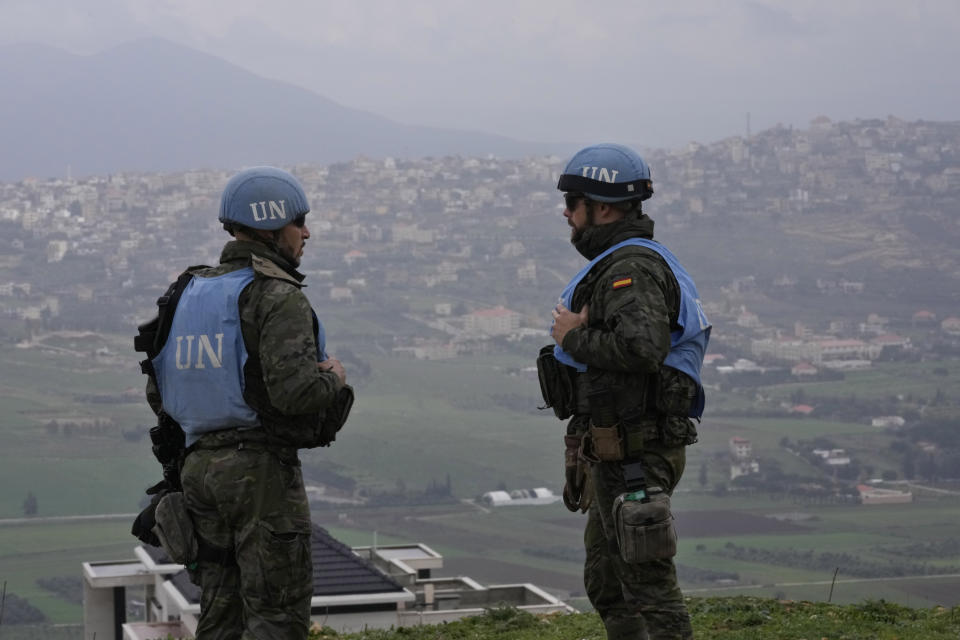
[612,277,633,290]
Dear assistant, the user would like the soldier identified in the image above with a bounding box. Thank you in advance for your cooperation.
[136,167,347,639]
[544,144,710,639]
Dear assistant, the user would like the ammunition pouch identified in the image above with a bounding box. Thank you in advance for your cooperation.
[583,423,625,462]
[613,488,677,564]
[536,345,576,420]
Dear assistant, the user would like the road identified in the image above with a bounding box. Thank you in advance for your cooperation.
[686,572,960,594]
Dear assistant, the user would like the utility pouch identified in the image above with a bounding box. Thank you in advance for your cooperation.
[318,385,355,447]
[587,423,624,462]
[612,488,677,564]
[536,345,575,420]
[152,492,199,566]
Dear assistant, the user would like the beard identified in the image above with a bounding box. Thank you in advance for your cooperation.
[570,223,587,244]
[278,243,302,267]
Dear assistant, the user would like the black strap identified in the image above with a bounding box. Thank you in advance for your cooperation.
[557,174,653,200]
[622,460,648,492]
[135,267,208,359]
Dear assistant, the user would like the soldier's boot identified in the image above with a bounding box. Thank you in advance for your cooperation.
[601,614,648,640]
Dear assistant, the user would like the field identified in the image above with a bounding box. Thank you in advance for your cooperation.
[1,336,959,628]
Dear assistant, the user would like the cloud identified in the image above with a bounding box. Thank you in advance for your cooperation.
[1,1,958,147]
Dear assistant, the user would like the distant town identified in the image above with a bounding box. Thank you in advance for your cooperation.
[2,116,958,367]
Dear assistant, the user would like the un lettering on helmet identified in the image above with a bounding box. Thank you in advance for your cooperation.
[558,143,654,203]
[218,166,310,231]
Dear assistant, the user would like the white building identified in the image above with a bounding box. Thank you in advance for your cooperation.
[463,307,520,336]
[83,524,573,639]
[871,416,906,428]
[729,437,753,460]
[478,488,560,507]
[858,485,913,505]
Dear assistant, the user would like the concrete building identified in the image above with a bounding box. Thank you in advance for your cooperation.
[83,523,573,639]
[464,306,520,336]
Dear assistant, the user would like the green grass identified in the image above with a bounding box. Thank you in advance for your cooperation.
[0,521,135,624]
[303,598,960,640]
[761,360,960,403]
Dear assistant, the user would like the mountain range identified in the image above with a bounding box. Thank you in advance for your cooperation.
[0,38,557,181]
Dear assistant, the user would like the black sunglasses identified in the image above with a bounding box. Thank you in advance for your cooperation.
[564,193,586,211]
[292,214,307,228]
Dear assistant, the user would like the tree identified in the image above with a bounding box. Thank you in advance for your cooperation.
[902,450,915,480]
[23,491,38,516]
[698,462,709,489]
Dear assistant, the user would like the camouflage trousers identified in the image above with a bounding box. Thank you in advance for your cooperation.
[181,434,313,640]
[583,442,692,640]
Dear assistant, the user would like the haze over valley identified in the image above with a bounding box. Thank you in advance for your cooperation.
[1,2,960,634]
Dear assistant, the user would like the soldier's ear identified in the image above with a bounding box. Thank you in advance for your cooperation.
[595,202,618,223]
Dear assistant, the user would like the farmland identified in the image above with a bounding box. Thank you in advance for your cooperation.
[1,336,960,630]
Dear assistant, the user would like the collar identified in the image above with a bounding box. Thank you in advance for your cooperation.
[219,240,306,284]
[572,214,656,260]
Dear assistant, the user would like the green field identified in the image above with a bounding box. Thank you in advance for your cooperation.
[762,361,960,403]
[1,338,959,625]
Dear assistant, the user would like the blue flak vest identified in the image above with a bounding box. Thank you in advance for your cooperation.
[552,238,711,418]
[152,267,260,447]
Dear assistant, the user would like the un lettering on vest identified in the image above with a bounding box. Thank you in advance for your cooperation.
[248,200,287,222]
[580,167,619,182]
[174,334,225,370]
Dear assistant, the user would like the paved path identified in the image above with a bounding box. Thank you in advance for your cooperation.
[0,513,137,526]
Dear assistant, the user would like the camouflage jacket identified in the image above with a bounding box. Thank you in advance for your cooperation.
[562,215,699,449]
[146,240,341,446]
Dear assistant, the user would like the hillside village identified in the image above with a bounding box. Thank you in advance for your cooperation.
[2,116,958,365]
[2,118,960,635]
[2,119,959,493]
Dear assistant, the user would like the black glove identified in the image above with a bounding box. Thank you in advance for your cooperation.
[562,434,592,513]
[130,480,171,546]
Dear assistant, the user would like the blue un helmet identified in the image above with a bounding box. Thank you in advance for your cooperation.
[218,166,310,231]
[557,143,653,203]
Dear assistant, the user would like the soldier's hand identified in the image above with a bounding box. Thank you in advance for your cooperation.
[319,358,346,387]
[551,303,588,346]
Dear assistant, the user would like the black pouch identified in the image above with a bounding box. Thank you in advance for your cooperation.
[536,345,575,420]
[318,385,355,446]
[613,488,677,564]
[621,412,660,456]
[656,368,698,417]
[654,369,699,446]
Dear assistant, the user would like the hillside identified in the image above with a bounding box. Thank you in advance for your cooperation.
[306,598,960,639]
[0,39,553,180]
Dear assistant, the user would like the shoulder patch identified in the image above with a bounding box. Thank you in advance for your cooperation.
[612,277,633,290]
[250,254,303,288]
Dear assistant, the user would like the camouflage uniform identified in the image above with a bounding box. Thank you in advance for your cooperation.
[149,240,341,639]
[562,215,698,640]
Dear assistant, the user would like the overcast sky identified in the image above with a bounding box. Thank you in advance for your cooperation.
[2,0,959,149]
